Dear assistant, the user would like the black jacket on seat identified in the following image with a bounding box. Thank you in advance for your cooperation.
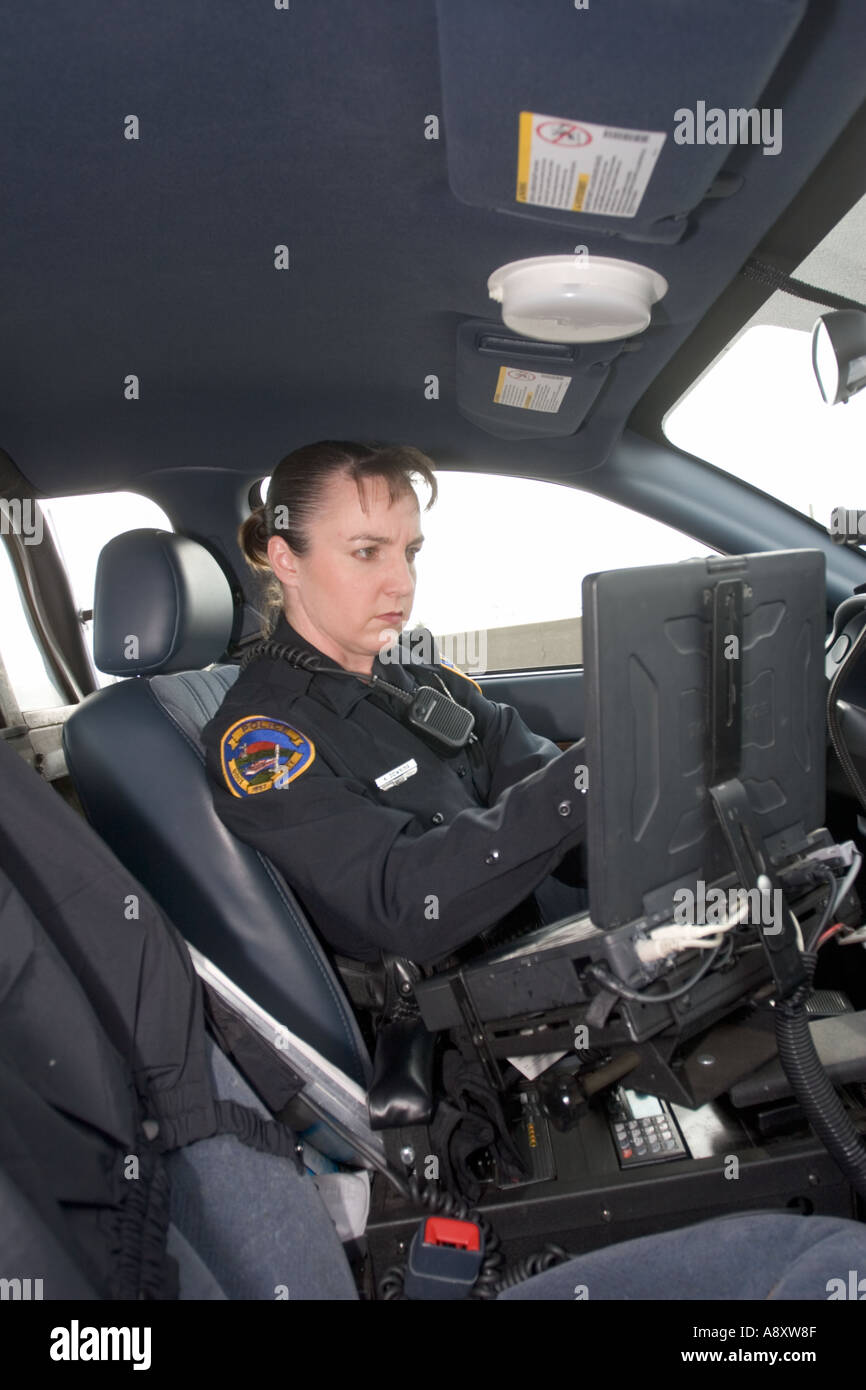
[0,738,298,1299]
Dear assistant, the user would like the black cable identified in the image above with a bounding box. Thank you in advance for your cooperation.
[806,865,841,952]
[584,941,724,1004]
[377,1179,503,1300]
[775,952,866,1201]
[377,1176,573,1300]
[241,639,414,705]
[490,1246,571,1294]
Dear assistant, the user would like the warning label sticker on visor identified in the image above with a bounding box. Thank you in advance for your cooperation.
[493,366,571,413]
[516,111,666,219]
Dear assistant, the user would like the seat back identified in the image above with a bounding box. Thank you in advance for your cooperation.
[63,530,370,1087]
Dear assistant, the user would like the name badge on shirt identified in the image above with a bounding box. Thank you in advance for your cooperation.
[375,758,418,791]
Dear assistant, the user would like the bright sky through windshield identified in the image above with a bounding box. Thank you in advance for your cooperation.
[410,472,714,633]
[664,324,866,527]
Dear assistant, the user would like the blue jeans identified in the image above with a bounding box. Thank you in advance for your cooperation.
[165,1037,357,1300]
[498,1212,866,1300]
[167,1038,866,1301]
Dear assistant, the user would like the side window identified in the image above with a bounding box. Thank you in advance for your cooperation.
[258,470,717,674]
[0,533,69,711]
[410,473,717,673]
[43,492,173,690]
[1,492,174,714]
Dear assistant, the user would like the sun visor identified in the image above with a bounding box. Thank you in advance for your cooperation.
[436,0,806,245]
[456,320,633,440]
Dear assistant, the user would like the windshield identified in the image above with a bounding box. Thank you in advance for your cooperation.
[663,192,866,532]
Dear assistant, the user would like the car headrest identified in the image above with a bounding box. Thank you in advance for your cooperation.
[93,529,235,675]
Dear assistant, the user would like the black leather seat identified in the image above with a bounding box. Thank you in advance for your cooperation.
[62,529,371,1088]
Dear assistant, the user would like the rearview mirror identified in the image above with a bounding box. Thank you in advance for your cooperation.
[812,309,866,405]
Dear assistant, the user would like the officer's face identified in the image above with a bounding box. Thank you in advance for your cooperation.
[268,471,423,674]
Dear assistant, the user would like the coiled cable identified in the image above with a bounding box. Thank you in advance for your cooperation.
[774,951,866,1201]
[377,1175,572,1300]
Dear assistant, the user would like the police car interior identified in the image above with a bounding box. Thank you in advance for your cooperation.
[4,0,866,1317]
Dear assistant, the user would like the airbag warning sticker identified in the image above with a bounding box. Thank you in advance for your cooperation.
[517,111,666,219]
[493,367,570,413]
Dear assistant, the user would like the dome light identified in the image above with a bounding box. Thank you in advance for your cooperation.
[488,254,668,343]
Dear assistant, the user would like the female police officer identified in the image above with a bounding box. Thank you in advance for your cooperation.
[197,453,866,1301]
[202,440,587,967]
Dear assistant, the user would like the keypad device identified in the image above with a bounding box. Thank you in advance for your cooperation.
[608,1087,689,1167]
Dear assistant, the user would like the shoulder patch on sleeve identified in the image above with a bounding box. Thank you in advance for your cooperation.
[439,658,483,695]
[220,716,316,797]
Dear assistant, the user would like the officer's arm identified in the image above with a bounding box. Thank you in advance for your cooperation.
[437,665,572,800]
[206,743,585,967]
[438,667,587,886]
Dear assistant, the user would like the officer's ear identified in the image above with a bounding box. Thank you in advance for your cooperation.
[268,534,300,587]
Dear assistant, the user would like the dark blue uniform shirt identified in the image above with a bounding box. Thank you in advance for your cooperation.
[202,616,587,965]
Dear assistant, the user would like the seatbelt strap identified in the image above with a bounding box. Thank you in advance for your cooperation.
[740,258,866,313]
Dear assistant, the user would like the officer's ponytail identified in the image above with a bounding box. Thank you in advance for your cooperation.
[238,505,271,572]
[239,440,438,635]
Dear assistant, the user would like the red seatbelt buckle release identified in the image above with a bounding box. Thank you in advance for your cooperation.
[403,1216,484,1300]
